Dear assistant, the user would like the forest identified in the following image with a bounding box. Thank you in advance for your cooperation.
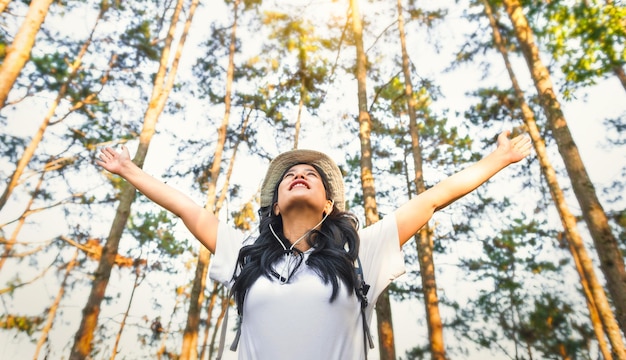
[0,0,625,359]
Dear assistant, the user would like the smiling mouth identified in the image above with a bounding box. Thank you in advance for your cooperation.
[289,181,309,190]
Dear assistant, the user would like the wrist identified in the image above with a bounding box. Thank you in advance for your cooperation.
[490,146,514,167]
[118,158,139,177]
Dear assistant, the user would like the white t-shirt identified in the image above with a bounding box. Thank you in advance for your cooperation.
[210,214,406,360]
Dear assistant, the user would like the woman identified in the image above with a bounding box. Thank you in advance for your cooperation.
[96,130,531,359]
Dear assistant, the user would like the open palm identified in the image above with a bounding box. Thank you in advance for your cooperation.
[96,146,131,175]
[497,131,532,164]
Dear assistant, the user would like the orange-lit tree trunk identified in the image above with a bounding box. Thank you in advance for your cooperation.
[0,160,46,271]
[502,0,626,336]
[349,0,396,358]
[0,0,54,108]
[396,1,446,359]
[0,2,107,211]
[0,156,78,273]
[201,113,251,357]
[157,287,185,360]
[208,287,230,360]
[198,283,220,360]
[482,1,624,357]
[0,0,12,14]
[32,248,79,360]
[109,261,145,360]
[179,0,237,358]
[69,0,196,358]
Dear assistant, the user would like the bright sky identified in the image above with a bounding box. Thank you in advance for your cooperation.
[1,0,624,359]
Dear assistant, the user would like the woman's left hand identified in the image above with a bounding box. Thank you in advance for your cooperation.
[497,130,532,164]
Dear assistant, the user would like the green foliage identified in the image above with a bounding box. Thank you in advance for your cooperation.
[0,0,620,358]
[402,343,430,360]
[604,115,626,146]
[541,0,625,97]
[519,293,593,358]
[127,210,190,256]
[455,208,591,358]
[231,201,257,231]
[372,76,476,172]
[405,4,447,27]
[119,20,161,63]
[191,23,231,102]
[0,134,27,163]
[0,314,44,335]
[30,52,71,92]
[255,11,335,123]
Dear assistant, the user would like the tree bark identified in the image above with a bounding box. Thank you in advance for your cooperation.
[0,0,13,15]
[482,2,623,357]
[396,0,447,359]
[179,0,237,358]
[69,0,195,358]
[33,248,79,360]
[503,0,626,337]
[110,263,144,360]
[349,0,396,358]
[0,2,106,211]
[0,0,54,108]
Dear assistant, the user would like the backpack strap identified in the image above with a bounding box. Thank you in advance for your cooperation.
[217,256,373,359]
[355,256,374,358]
[216,289,240,360]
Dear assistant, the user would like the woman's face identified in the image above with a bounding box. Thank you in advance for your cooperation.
[274,164,330,215]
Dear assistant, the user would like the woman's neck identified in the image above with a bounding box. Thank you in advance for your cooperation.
[280,211,325,252]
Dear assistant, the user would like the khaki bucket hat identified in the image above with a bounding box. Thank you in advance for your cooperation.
[259,149,345,212]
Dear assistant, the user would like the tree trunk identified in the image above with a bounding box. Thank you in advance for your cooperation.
[180,248,210,360]
[482,2,623,357]
[180,0,237,358]
[0,0,12,15]
[199,283,220,360]
[612,64,626,93]
[0,0,54,108]
[157,287,184,360]
[0,3,106,211]
[349,0,396,358]
[0,161,46,271]
[110,262,144,360]
[502,0,626,335]
[33,248,79,360]
[396,1,447,359]
[69,1,195,358]
[209,287,230,360]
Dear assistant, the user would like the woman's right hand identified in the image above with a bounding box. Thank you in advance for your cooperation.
[96,145,132,175]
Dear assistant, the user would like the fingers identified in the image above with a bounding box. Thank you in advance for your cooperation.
[99,147,112,161]
[509,134,524,146]
[512,135,532,158]
[514,134,531,148]
[497,130,511,143]
[96,146,119,165]
[499,129,532,161]
[519,137,533,154]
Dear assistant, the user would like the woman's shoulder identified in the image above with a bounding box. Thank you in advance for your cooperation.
[358,212,397,239]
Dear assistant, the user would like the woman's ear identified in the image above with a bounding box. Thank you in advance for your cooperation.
[324,199,334,215]
[273,203,280,216]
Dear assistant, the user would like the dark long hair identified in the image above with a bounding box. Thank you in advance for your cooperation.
[231,165,360,315]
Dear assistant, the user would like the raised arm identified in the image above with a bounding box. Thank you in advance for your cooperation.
[394,130,532,246]
[96,145,218,253]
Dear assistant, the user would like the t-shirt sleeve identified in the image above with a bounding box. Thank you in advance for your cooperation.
[209,222,245,287]
[358,213,406,304]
